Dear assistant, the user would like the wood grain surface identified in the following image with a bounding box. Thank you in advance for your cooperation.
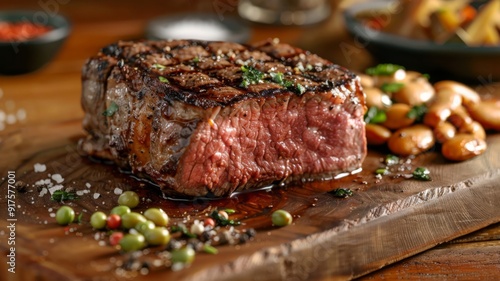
[360,224,500,280]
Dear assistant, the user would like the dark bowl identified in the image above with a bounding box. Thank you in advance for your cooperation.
[343,1,500,83]
[0,10,70,75]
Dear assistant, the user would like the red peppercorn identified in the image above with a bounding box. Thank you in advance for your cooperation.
[203,217,215,228]
[106,214,121,230]
[109,231,124,246]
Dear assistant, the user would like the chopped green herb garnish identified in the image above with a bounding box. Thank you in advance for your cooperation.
[270,72,297,90]
[296,84,306,95]
[381,82,404,93]
[202,244,219,254]
[152,63,166,70]
[192,56,200,64]
[241,67,306,95]
[76,213,83,224]
[384,154,400,166]
[283,80,294,88]
[375,168,388,175]
[102,101,119,117]
[329,188,353,198]
[270,72,285,84]
[366,64,405,76]
[412,167,431,181]
[364,106,387,124]
[210,209,241,226]
[224,208,236,214]
[51,190,79,202]
[240,65,264,88]
[159,76,169,83]
[407,104,428,122]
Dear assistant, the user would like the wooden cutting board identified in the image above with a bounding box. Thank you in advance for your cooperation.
[0,118,499,281]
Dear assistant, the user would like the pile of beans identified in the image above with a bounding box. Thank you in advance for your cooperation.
[359,64,500,161]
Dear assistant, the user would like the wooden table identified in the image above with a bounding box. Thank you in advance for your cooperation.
[0,0,499,280]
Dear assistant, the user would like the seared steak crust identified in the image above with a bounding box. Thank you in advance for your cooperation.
[80,39,366,197]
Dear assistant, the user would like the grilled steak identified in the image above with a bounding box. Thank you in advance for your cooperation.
[80,39,367,197]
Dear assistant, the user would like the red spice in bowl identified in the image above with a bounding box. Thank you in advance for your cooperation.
[0,21,52,41]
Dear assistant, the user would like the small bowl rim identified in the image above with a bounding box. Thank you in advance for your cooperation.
[343,0,500,55]
[0,9,71,45]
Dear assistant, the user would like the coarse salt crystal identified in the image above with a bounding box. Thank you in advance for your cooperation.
[51,174,64,184]
[113,187,123,195]
[34,163,47,172]
[93,193,100,199]
[171,262,185,272]
[35,179,52,187]
[34,180,43,186]
[76,190,90,196]
[152,259,163,267]
[6,114,16,124]
[16,108,26,121]
[140,268,149,275]
[86,182,91,188]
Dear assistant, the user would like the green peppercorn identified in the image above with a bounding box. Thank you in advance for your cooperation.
[56,206,75,226]
[121,212,146,229]
[143,208,169,226]
[110,205,131,217]
[118,191,140,208]
[135,220,155,234]
[144,227,171,246]
[119,233,146,252]
[90,211,107,229]
[271,209,292,227]
[171,246,195,264]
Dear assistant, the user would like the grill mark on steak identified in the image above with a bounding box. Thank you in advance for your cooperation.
[89,39,357,110]
[80,39,366,197]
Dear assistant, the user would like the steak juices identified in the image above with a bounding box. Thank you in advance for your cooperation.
[80,39,367,197]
